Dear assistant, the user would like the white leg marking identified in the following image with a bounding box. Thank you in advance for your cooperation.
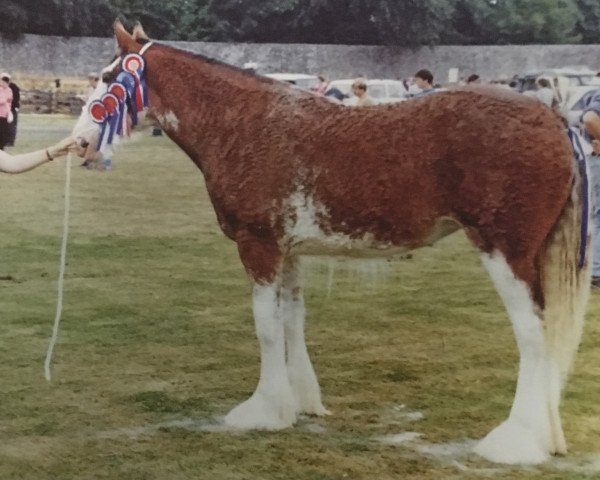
[281,259,330,416]
[474,252,555,465]
[224,283,298,429]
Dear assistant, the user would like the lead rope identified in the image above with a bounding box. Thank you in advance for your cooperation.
[44,151,72,381]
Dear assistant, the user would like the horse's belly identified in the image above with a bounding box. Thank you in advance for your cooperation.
[283,191,460,258]
[289,233,410,258]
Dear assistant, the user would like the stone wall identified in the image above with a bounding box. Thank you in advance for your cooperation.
[1,34,599,82]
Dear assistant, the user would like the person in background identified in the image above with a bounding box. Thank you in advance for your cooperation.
[1,73,20,147]
[0,136,75,173]
[314,75,329,96]
[0,77,13,150]
[534,77,556,108]
[324,85,347,103]
[411,69,436,97]
[466,74,480,85]
[78,73,99,104]
[351,78,376,106]
[581,89,600,288]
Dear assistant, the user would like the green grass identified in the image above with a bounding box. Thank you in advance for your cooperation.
[0,114,599,479]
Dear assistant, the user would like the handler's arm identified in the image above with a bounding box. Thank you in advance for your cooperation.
[0,137,75,174]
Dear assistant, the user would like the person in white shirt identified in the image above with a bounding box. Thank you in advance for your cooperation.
[534,77,556,108]
[351,78,376,106]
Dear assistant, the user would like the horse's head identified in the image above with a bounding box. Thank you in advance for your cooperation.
[74,20,155,159]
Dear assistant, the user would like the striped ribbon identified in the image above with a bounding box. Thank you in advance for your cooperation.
[566,127,589,270]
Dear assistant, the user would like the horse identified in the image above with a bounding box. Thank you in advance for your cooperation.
[74,21,591,465]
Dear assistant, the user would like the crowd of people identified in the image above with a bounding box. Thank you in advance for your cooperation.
[311,67,570,109]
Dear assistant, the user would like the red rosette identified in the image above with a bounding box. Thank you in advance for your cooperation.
[101,93,119,115]
[122,53,145,75]
[89,100,107,124]
[108,82,127,101]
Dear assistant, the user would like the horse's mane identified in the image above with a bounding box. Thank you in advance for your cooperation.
[156,42,279,88]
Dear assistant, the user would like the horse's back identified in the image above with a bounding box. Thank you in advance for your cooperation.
[292,87,574,255]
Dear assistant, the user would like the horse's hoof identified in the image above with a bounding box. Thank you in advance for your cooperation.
[224,392,298,430]
[302,404,332,417]
[474,420,550,465]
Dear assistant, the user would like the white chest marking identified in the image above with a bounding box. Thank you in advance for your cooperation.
[154,110,180,132]
[284,191,407,258]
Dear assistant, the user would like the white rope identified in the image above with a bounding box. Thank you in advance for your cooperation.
[44,152,72,381]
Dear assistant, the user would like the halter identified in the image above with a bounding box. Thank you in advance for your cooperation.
[89,42,154,151]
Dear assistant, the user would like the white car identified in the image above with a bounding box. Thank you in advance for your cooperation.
[517,67,600,110]
[327,79,408,105]
[264,73,320,91]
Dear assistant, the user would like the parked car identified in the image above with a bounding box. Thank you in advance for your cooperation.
[516,68,599,92]
[264,73,320,91]
[515,67,600,110]
[327,79,408,105]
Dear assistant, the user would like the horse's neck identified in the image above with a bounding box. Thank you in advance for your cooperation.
[147,51,277,170]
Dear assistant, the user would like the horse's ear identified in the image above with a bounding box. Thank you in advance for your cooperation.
[132,22,149,41]
[114,18,141,53]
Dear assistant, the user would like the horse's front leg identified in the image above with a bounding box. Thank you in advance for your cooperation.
[224,234,298,430]
[281,257,330,416]
[224,281,299,429]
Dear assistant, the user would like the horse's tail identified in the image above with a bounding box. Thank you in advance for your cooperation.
[541,132,591,381]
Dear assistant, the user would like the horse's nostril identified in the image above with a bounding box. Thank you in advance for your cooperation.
[80,140,89,148]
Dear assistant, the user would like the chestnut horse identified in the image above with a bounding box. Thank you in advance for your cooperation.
[75,22,591,465]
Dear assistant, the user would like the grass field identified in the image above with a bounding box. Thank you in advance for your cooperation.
[1,114,599,480]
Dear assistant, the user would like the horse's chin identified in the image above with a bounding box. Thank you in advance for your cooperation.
[135,110,155,130]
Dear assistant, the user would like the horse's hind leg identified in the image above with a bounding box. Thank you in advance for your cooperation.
[473,175,589,465]
[474,252,557,464]
[281,257,329,416]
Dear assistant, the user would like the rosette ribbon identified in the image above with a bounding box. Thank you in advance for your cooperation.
[89,52,149,152]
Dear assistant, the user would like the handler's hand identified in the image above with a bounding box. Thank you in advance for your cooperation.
[50,136,78,158]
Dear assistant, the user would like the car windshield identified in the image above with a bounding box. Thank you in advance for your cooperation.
[519,73,596,91]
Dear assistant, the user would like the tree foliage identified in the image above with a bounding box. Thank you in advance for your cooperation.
[484,0,580,44]
[446,0,581,45]
[575,0,600,43]
[1,0,114,38]
[0,0,598,46]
